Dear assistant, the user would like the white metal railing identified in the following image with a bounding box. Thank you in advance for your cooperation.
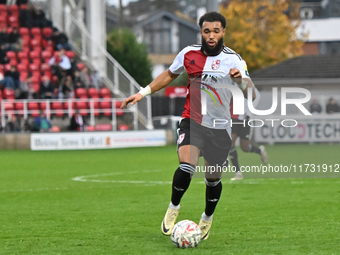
[1,98,138,131]
[65,5,153,130]
[30,0,154,130]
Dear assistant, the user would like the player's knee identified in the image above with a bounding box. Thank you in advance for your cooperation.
[179,162,195,177]
[205,178,221,187]
[241,143,250,152]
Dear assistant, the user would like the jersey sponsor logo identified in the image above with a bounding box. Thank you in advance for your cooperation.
[178,133,185,144]
[196,82,223,106]
[189,59,195,65]
[211,60,220,70]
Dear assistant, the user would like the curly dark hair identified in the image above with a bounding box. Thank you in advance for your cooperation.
[198,12,227,28]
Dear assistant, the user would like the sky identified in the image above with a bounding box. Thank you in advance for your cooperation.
[107,0,137,7]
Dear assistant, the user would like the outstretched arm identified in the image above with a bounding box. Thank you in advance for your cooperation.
[121,69,179,108]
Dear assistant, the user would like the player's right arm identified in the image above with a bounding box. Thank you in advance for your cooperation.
[121,47,187,109]
[121,69,179,108]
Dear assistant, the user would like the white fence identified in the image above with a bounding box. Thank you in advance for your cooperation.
[1,98,138,131]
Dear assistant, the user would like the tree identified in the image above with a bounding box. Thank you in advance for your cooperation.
[107,28,153,86]
[220,0,304,71]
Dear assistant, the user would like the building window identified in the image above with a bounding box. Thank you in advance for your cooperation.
[144,17,172,54]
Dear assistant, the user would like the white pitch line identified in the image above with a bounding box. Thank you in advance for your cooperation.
[0,187,69,193]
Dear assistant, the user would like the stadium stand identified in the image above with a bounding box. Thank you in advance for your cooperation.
[0,1,130,132]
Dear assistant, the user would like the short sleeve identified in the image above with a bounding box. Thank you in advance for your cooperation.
[234,59,250,79]
[169,48,186,75]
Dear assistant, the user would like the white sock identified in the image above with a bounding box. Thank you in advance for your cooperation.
[201,212,213,222]
[169,202,180,210]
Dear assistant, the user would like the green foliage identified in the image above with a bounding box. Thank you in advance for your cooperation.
[107,28,153,86]
[221,0,304,71]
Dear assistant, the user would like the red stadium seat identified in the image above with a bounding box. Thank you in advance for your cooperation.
[41,50,52,63]
[100,87,111,98]
[0,4,7,13]
[77,63,85,71]
[29,63,40,72]
[41,63,51,72]
[4,88,15,99]
[63,101,75,111]
[40,101,48,111]
[95,124,112,131]
[42,27,53,38]
[4,64,11,72]
[88,88,99,98]
[86,125,95,131]
[17,63,28,72]
[4,102,14,111]
[44,45,54,55]
[50,126,60,132]
[99,100,112,117]
[28,102,39,110]
[75,88,88,98]
[19,27,29,36]
[29,50,41,60]
[22,46,30,54]
[75,101,88,116]
[51,102,64,117]
[21,35,30,47]
[6,51,17,60]
[8,5,19,16]
[32,82,40,93]
[19,71,28,81]
[116,108,124,116]
[115,101,122,108]
[32,58,41,66]
[118,124,129,131]
[8,15,19,27]
[18,51,29,60]
[0,15,7,24]
[28,102,40,117]
[8,58,17,66]
[14,102,24,115]
[30,37,41,48]
[43,70,52,80]
[30,27,41,37]
[19,58,29,65]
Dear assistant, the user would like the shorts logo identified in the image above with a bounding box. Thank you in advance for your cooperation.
[178,133,185,144]
[212,60,220,70]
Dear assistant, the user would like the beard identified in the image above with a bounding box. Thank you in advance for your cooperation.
[201,37,224,56]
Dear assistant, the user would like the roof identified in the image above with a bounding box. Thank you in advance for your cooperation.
[133,11,200,32]
[251,54,340,79]
[296,18,340,42]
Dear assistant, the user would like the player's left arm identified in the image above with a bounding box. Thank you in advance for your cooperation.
[229,60,256,101]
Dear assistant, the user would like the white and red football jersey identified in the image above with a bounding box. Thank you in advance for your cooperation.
[169,45,251,133]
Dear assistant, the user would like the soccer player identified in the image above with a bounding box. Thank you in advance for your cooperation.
[121,12,256,240]
[229,93,268,180]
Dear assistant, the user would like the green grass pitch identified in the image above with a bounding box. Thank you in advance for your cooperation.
[0,144,339,254]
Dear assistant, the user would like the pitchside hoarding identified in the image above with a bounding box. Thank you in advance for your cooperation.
[254,116,340,144]
[30,130,167,150]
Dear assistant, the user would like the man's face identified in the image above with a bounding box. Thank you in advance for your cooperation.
[201,21,225,55]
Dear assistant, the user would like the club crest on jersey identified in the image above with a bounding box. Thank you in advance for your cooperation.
[212,60,220,70]
[178,133,185,144]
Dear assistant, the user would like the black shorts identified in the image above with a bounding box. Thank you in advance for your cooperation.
[231,117,251,140]
[177,118,232,166]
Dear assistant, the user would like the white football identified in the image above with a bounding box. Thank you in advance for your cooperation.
[171,220,201,248]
